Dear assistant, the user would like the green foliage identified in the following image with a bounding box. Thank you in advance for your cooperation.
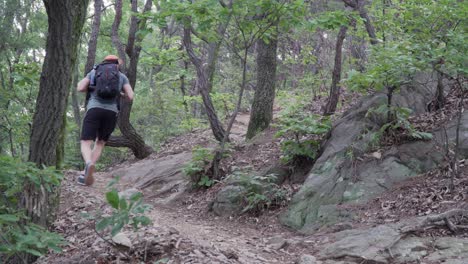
[183,146,215,187]
[366,105,433,147]
[232,172,287,214]
[306,10,354,31]
[347,0,466,92]
[92,180,152,238]
[0,155,65,260]
[275,110,331,163]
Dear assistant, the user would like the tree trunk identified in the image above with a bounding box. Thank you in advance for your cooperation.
[84,0,103,74]
[246,29,278,139]
[323,25,348,115]
[434,71,446,110]
[182,24,227,142]
[27,0,89,228]
[343,0,378,45]
[106,0,153,159]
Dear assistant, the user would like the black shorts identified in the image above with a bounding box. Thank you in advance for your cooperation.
[81,108,118,141]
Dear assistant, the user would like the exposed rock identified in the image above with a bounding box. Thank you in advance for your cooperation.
[112,232,132,248]
[112,152,192,204]
[317,224,401,263]
[297,254,319,264]
[392,236,429,263]
[280,73,468,233]
[266,235,289,250]
[313,220,468,264]
[426,237,468,263]
[262,165,290,184]
[211,185,247,216]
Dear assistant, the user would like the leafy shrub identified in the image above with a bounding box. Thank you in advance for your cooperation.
[91,179,152,238]
[183,146,216,188]
[232,172,288,214]
[275,112,331,163]
[366,105,432,147]
[0,155,65,261]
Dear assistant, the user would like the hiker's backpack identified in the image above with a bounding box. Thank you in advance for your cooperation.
[93,62,120,100]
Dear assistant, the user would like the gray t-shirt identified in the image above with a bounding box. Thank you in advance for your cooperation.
[86,69,130,113]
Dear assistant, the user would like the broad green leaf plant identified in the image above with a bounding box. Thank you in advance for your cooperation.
[0,156,65,261]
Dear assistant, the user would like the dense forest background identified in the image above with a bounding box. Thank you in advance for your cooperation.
[0,0,466,262]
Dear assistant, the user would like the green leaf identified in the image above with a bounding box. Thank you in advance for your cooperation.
[119,197,128,210]
[129,192,143,202]
[106,190,120,209]
[111,221,125,237]
[24,248,43,257]
[0,214,19,222]
[96,217,112,231]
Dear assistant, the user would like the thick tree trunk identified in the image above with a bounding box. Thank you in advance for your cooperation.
[246,31,278,139]
[323,25,348,115]
[106,0,153,159]
[27,0,89,229]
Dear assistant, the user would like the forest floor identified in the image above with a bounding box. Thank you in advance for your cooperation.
[38,112,323,264]
[37,94,468,263]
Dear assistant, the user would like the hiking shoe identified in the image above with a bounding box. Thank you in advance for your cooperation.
[84,162,95,186]
[77,174,86,186]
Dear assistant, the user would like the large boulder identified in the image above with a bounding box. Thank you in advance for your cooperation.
[280,74,467,233]
[112,152,192,204]
[312,220,468,263]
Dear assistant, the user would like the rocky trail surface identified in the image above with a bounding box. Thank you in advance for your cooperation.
[37,113,317,264]
[37,100,468,263]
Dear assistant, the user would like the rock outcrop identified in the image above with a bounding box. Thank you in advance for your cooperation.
[112,152,192,204]
[280,73,467,233]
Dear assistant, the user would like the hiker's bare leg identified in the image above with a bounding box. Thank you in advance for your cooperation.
[80,140,94,164]
[91,140,106,164]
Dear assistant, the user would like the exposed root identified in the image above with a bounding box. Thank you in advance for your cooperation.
[401,208,468,234]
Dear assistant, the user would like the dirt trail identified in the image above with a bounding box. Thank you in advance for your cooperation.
[38,169,308,264]
[38,112,313,263]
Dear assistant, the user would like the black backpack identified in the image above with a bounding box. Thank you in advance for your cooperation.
[93,62,120,100]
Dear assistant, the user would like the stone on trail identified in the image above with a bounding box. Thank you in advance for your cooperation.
[112,152,192,204]
[297,254,319,264]
[112,232,132,248]
[210,185,247,216]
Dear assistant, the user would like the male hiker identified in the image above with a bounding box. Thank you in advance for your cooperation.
[76,55,134,186]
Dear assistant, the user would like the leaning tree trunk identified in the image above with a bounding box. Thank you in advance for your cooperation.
[246,29,278,139]
[25,2,89,263]
[106,0,153,159]
[182,23,228,142]
[323,25,348,115]
[343,0,378,45]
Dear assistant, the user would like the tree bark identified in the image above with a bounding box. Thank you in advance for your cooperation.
[343,0,378,45]
[25,2,89,257]
[323,25,348,115]
[84,0,103,74]
[246,29,279,139]
[182,22,228,142]
[107,0,153,159]
[434,71,446,110]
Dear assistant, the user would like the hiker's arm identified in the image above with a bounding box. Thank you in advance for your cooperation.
[77,77,90,92]
[122,83,134,101]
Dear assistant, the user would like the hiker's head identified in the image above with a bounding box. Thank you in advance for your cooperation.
[103,54,119,64]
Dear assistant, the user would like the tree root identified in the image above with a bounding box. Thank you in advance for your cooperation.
[401,208,468,234]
